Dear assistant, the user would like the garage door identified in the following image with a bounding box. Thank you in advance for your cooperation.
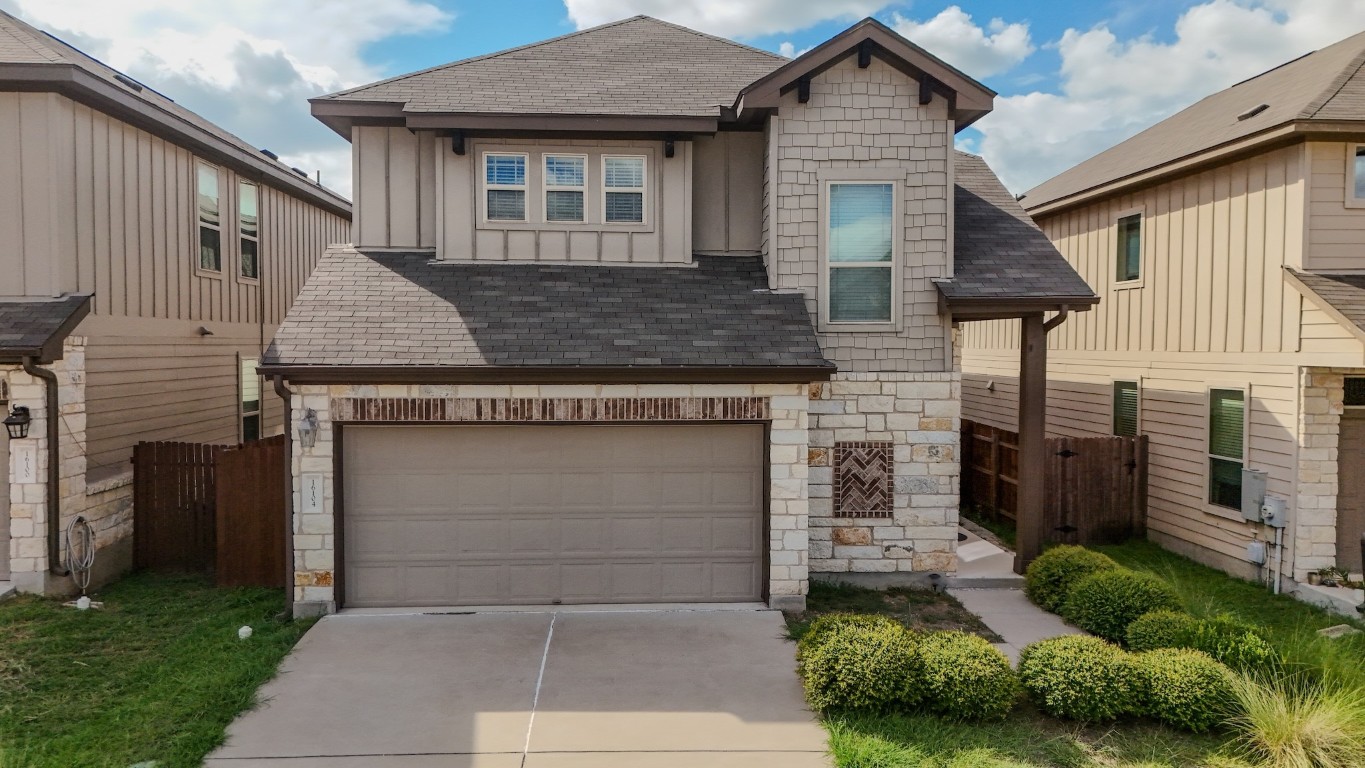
[342,424,765,607]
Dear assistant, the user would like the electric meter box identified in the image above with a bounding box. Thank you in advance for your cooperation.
[1241,469,1268,523]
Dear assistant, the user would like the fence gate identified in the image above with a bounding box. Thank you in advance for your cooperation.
[216,435,287,587]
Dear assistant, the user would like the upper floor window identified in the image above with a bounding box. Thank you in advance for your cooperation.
[484,153,527,221]
[827,182,894,324]
[239,180,259,279]
[545,154,586,222]
[197,162,221,272]
[603,156,645,223]
[1353,146,1365,201]
[1115,213,1141,283]
[1208,387,1246,509]
[1113,380,1139,437]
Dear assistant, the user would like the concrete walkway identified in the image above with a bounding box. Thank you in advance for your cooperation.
[949,588,1083,663]
[206,607,829,767]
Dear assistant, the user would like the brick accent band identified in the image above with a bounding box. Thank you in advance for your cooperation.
[331,396,770,423]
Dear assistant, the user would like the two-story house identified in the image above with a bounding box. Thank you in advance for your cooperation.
[263,16,1096,617]
[0,11,351,595]
[961,30,1365,608]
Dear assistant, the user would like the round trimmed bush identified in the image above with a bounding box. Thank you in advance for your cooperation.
[918,631,1020,721]
[796,613,903,672]
[1018,635,1142,722]
[1136,648,1236,732]
[1127,609,1200,651]
[800,620,924,712]
[1062,569,1182,642]
[1024,545,1121,613]
[1189,615,1279,673]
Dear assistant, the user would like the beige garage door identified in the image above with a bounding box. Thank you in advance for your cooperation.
[342,424,765,607]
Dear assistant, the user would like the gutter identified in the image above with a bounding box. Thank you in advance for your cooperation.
[272,375,295,618]
[22,356,67,578]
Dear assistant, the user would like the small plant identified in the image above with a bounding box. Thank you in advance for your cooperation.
[917,630,1020,721]
[1018,635,1142,722]
[800,620,924,712]
[1226,674,1365,768]
[1316,566,1353,588]
[1024,545,1120,613]
[1135,648,1236,733]
[795,612,902,672]
[1127,609,1201,651]
[1062,569,1182,642]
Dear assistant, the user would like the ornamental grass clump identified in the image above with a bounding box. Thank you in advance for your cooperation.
[1024,545,1120,613]
[1226,674,1365,768]
[917,630,1020,721]
[1018,635,1142,722]
[800,620,924,713]
[1062,569,1182,642]
[1135,648,1237,733]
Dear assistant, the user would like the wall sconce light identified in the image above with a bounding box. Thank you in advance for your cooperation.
[4,405,32,439]
[297,408,319,449]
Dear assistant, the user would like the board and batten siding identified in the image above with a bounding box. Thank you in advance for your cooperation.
[692,132,764,255]
[352,126,438,250]
[960,141,1365,578]
[0,91,349,477]
[1306,140,1365,272]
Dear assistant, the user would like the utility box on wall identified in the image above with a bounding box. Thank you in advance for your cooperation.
[1241,468,1268,523]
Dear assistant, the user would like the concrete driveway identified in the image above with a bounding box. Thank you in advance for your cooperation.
[205,606,830,767]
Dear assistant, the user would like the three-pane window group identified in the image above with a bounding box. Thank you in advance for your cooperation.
[484,153,646,224]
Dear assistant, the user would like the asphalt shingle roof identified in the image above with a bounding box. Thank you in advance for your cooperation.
[316,16,787,118]
[1289,270,1365,338]
[0,294,91,361]
[263,251,832,370]
[939,151,1097,304]
[1023,30,1365,211]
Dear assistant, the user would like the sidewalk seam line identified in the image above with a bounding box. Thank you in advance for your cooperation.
[522,612,556,768]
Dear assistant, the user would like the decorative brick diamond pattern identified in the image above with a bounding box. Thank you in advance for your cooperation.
[331,396,770,423]
[833,441,894,518]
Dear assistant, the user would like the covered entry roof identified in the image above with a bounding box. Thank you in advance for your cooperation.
[0,294,91,364]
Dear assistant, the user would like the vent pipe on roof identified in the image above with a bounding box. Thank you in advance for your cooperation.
[1237,103,1269,121]
[113,73,143,92]
[261,149,279,160]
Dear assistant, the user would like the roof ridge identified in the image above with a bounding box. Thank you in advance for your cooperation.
[321,15,666,101]
[0,10,69,63]
[1301,38,1365,118]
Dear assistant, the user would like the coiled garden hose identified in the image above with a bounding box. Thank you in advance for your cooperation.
[64,515,96,595]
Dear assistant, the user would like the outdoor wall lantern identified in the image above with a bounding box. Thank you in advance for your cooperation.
[296,408,319,449]
[4,405,32,439]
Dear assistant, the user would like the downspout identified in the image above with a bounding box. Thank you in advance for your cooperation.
[1043,305,1071,333]
[273,374,295,617]
[22,356,67,578]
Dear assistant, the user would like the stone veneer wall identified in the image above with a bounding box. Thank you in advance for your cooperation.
[4,337,133,592]
[289,382,812,616]
[768,55,952,373]
[1294,367,1361,580]
[808,372,961,575]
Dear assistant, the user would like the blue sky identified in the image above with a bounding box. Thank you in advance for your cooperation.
[6,0,1365,197]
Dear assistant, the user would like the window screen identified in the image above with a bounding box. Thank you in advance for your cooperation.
[1113,381,1139,437]
[828,183,893,323]
[1208,389,1244,508]
[1116,214,1141,282]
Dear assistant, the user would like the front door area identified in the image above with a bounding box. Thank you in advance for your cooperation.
[1338,410,1365,574]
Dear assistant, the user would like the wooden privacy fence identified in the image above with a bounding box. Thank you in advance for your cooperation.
[961,420,1148,546]
[133,435,286,587]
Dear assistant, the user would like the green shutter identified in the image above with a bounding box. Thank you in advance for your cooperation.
[1113,381,1139,437]
[1208,389,1244,460]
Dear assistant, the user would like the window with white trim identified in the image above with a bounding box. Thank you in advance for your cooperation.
[827,182,894,324]
[1352,146,1365,202]
[1208,388,1246,509]
[603,155,645,223]
[240,356,261,442]
[197,162,221,271]
[1113,380,1139,437]
[239,180,259,279]
[544,154,585,222]
[1115,213,1141,283]
[484,152,527,221]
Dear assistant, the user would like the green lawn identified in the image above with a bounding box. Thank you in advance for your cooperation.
[0,573,313,768]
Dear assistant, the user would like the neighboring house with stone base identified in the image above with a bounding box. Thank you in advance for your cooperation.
[0,11,351,595]
[960,30,1365,607]
[263,15,1096,618]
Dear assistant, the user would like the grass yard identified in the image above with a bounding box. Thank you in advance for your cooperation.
[0,573,313,768]
[788,579,1003,643]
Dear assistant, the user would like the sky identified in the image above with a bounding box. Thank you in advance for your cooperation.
[6,0,1365,200]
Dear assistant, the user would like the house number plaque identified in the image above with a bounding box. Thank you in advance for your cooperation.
[301,473,323,513]
[13,442,37,484]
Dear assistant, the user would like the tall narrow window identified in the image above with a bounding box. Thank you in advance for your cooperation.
[240,357,261,442]
[484,153,527,221]
[239,180,259,279]
[1354,147,1365,200]
[544,154,585,222]
[197,162,221,271]
[1116,213,1141,283]
[1208,388,1245,509]
[1113,381,1139,437]
[603,156,645,223]
[827,182,894,323]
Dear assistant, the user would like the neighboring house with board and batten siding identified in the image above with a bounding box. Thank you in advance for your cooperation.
[0,10,351,595]
[959,30,1365,611]
[264,16,1096,618]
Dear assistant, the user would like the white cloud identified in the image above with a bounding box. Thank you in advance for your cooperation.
[973,0,1365,193]
[4,0,452,199]
[891,6,1034,78]
[563,0,885,37]
[777,41,815,59]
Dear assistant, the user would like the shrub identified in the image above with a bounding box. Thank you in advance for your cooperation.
[1024,545,1120,613]
[801,620,924,712]
[1227,674,1365,768]
[1062,569,1182,642]
[1018,635,1142,722]
[918,631,1020,721]
[796,613,902,672]
[1127,609,1200,651]
[1136,648,1236,732]
[1125,611,1280,673]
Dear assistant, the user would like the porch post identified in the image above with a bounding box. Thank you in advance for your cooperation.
[1015,313,1047,573]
